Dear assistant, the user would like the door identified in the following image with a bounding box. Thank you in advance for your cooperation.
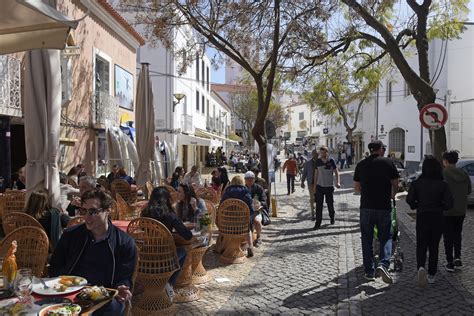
[182,145,188,172]
[389,128,405,159]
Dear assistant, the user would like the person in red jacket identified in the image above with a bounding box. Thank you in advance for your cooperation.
[282,154,298,195]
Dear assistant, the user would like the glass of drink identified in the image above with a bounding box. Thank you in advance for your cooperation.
[14,268,33,304]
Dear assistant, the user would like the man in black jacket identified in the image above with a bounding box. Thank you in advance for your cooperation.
[50,189,137,315]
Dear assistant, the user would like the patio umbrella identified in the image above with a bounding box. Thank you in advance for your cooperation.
[24,49,61,208]
[0,0,81,54]
[107,127,124,169]
[135,63,155,185]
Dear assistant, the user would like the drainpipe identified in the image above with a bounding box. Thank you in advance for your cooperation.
[375,86,379,139]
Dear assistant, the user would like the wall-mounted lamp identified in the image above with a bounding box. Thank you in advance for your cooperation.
[380,124,385,135]
[173,93,185,112]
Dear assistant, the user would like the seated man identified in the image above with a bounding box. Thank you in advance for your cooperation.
[50,189,137,315]
[66,176,97,216]
[183,165,202,186]
[244,171,266,248]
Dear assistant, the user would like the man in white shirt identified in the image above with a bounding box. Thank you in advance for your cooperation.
[183,165,202,186]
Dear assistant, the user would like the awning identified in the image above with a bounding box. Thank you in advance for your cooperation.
[195,128,239,144]
[177,133,211,147]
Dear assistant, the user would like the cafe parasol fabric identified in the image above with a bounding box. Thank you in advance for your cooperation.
[135,63,156,185]
[0,0,81,54]
[24,49,61,208]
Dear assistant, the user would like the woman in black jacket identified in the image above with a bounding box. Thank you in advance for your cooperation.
[406,156,453,287]
[141,186,191,288]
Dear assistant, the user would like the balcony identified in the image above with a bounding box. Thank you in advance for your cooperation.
[92,91,119,128]
[181,114,193,134]
[0,55,21,117]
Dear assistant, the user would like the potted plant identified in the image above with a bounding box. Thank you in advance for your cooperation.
[199,213,211,232]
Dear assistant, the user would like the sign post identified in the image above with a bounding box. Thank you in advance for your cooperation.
[419,103,448,154]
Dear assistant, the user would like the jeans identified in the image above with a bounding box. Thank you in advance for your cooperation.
[416,212,443,275]
[308,185,315,215]
[360,208,392,274]
[315,185,335,226]
[443,215,465,263]
[93,298,125,315]
[339,159,346,170]
[169,247,187,286]
[286,174,295,194]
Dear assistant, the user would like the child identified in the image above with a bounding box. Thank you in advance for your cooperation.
[406,156,453,287]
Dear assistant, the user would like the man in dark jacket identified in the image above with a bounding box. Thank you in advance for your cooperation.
[442,150,472,272]
[50,189,137,315]
[301,149,319,220]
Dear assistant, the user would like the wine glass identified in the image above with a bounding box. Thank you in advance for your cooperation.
[14,268,33,304]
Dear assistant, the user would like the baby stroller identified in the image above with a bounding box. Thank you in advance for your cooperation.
[373,199,404,272]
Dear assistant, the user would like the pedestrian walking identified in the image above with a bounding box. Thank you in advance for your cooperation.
[313,146,340,230]
[442,150,472,272]
[406,156,454,287]
[282,154,298,195]
[301,149,319,220]
[353,140,399,284]
[340,152,347,170]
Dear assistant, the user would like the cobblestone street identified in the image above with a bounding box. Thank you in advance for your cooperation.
[177,169,474,315]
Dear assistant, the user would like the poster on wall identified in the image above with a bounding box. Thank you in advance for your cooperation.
[114,65,134,110]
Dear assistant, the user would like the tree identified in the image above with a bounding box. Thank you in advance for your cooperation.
[304,51,386,145]
[339,0,468,159]
[121,0,348,183]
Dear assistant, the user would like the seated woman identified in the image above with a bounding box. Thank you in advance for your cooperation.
[220,175,255,258]
[67,166,80,186]
[141,187,192,293]
[175,184,207,223]
[169,166,184,190]
[217,167,230,192]
[117,167,136,185]
[24,191,70,250]
[210,170,221,191]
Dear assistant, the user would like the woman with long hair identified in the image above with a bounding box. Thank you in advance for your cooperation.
[24,191,70,250]
[169,166,184,190]
[217,166,230,191]
[175,184,207,222]
[407,156,453,287]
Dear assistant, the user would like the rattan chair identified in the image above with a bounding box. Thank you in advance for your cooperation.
[0,226,49,277]
[162,185,178,205]
[217,198,250,264]
[116,194,140,221]
[2,212,43,235]
[196,188,219,204]
[97,178,111,192]
[2,191,26,218]
[66,216,86,228]
[67,177,79,188]
[111,179,137,204]
[127,218,180,315]
[145,181,154,199]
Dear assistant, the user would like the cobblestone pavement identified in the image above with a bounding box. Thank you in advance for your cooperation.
[176,169,474,315]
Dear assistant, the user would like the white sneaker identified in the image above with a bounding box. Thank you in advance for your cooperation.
[418,267,427,288]
[427,274,435,284]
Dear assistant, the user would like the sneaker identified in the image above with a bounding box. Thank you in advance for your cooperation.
[417,267,427,288]
[330,218,335,225]
[247,248,254,258]
[313,223,321,230]
[364,273,376,282]
[376,265,393,284]
[454,258,463,270]
[445,262,455,272]
[253,237,262,248]
[427,274,435,284]
[165,283,174,302]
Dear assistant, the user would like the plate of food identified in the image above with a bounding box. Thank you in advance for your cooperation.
[33,276,87,296]
[75,286,117,303]
[38,303,81,316]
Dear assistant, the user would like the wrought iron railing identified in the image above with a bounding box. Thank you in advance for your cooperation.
[181,114,193,133]
[0,55,21,117]
[92,91,119,127]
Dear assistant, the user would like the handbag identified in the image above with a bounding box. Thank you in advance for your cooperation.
[259,208,271,226]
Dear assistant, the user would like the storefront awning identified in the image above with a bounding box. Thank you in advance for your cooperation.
[195,128,239,144]
[177,133,211,147]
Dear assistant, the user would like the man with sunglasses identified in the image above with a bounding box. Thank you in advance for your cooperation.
[50,189,137,315]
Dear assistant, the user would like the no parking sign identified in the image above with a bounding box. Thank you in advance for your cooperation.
[419,103,448,130]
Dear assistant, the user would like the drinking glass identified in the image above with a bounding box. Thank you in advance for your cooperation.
[14,268,33,304]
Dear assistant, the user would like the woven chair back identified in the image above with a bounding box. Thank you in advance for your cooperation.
[145,181,154,199]
[2,212,43,236]
[66,216,86,228]
[116,194,139,221]
[111,179,136,203]
[127,218,180,277]
[0,227,49,277]
[67,178,79,188]
[97,178,111,192]
[162,185,178,205]
[217,198,250,236]
[2,191,26,217]
[196,188,219,204]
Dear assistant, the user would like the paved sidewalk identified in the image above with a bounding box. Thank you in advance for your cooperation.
[176,171,474,315]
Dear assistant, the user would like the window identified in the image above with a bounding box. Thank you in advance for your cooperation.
[462,164,474,176]
[207,99,209,117]
[95,55,110,94]
[408,146,415,153]
[386,81,392,103]
[202,95,205,114]
[404,81,411,97]
[206,66,210,91]
[201,60,205,86]
[299,112,304,120]
[389,128,405,155]
[196,91,199,111]
[196,55,199,81]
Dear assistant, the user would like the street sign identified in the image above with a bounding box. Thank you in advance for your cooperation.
[419,103,448,130]
[323,128,329,134]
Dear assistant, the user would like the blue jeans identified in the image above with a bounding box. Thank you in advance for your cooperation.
[169,247,187,286]
[360,208,392,274]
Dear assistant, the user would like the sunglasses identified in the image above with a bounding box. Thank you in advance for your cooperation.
[78,207,105,216]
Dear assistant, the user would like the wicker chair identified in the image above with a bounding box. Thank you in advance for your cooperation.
[111,179,137,204]
[0,227,49,277]
[116,194,140,221]
[196,188,219,204]
[162,185,178,205]
[145,181,154,199]
[2,212,43,235]
[127,218,180,315]
[66,216,86,228]
[97,178,111,192]
[2,191,26,218]
[67,177,79,188]
[217,198,250,264]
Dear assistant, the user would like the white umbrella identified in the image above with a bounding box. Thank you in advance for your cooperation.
[24,49,61,208]
[135,63,155,185]
[0,0,82,54]
[107,127,124,169]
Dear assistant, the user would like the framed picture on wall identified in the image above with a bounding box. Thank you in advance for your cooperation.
[114,65,134,110]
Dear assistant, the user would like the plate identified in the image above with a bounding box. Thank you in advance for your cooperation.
[33,276,87,296]
[38,303,81,316]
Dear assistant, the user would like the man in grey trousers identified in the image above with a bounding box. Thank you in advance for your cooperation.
[301,149,319,220]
